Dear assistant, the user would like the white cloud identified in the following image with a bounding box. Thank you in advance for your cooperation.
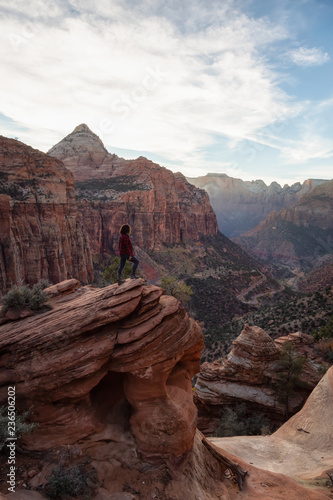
[287,46,330,66]
[0,1,295,155]
[0,0,331,187]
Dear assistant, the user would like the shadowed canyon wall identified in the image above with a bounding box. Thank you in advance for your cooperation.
[0,137,93,292]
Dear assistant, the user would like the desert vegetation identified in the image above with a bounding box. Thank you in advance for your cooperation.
[45,449,97,500]
[75,175,151,201]
[0,408,38,451]
[220,286,333,341]
[215,403,272,437]
[1,281,51,315]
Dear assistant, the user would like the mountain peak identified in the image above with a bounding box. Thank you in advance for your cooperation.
[48,124,108,161]
[72,123,93,134]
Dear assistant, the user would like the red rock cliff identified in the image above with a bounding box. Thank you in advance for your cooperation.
[187,173,328,238]
[48,124,218,254]
[0,137,93,291]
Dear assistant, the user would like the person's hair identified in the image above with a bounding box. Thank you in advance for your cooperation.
[120,224,131,235]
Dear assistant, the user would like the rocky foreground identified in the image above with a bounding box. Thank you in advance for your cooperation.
[0,280,332,499]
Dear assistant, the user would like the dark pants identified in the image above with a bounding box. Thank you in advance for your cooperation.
[117,255,139,279]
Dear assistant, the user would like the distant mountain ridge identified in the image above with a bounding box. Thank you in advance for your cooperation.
[187,173,329,238]
[234,180,333,271]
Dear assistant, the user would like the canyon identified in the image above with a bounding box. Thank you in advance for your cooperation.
[234,180,333,271]
[187,173,328,238]
[1,127,332,499]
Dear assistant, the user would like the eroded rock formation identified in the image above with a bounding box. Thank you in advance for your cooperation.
[0,278,204,457]
[48,124,218,255]
[0,137,93,292]
[1,282,329,499]
[195,325,325,434]
[210,366,333,494]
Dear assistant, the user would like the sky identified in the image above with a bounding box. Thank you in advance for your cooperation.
[0,0,332,186]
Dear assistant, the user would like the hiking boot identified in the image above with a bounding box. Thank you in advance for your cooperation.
[117,279,125,285]
[130,275,139,280]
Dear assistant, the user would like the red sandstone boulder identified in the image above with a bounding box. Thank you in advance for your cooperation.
[0,279,204,457]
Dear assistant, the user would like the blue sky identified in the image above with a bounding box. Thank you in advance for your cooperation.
[0,0,332,186]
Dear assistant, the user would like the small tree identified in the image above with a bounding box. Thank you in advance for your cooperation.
[102,257,134,284]
[274,342,306,420]
[161,276,193,304]
[314,314,333,340]
[0,407,38,451]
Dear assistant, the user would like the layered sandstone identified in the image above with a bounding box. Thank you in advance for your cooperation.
[187,173,328,237]
[1,281,329,500]
[195,325,325,434]
[0,137,93,292]
[48,125,218,255]
[234,180,333,270]
[0,278,204,457]
[210,366,333,492]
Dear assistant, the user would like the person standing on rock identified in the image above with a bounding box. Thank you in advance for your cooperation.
[117,224,139,285]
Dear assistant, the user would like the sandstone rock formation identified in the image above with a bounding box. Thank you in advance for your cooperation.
[187,172,328,237]
[0,137,93,292]
[234,180,333,271]
[210,365,333,495]
[195,325,325,434]
[48,125,218,257]
[0,278,204,457]
[1,281,330,500]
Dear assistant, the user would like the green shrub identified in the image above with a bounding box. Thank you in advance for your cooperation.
[102,257,140,284]
[161,276,193,304]
[215,404,271,437]
[46,461,97,500]
[314,314,333,340]
[1,283,49,313]
[0,407,38,451]
[274,342,306,420]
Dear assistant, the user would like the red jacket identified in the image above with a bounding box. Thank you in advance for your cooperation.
[119,234,133,256]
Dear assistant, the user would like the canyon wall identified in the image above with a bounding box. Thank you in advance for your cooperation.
[187,173,328,237]
[234,180,333,270]
[48,124,218,255]
[0,137,93,292]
